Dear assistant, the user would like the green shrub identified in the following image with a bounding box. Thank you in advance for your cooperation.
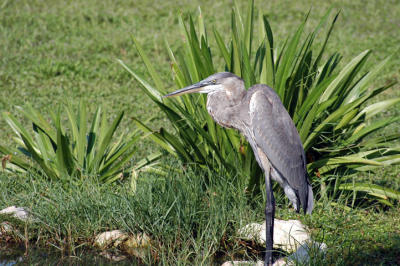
[120,2,400,203]
[0,102,161,184]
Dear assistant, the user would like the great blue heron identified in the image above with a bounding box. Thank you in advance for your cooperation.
[164,72,313,265]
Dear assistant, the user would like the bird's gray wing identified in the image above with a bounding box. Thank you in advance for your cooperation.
[249,85,308,195]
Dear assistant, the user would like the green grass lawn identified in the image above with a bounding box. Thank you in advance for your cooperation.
[1,0,400,264]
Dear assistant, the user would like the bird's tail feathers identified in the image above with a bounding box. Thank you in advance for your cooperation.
[299,182,314,215]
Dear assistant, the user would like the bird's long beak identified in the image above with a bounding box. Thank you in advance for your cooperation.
[163,81,208,98]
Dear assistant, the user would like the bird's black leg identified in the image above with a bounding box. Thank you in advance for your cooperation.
[264,166,275,266]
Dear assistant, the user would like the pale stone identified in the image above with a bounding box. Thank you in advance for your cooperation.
[95,231,151,259]
[238,219,311,252]
[121,233,151,259]
[94,230,129,249]
[234,219,327,266]
[0,206,30,221]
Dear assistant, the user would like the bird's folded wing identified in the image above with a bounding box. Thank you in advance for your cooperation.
[249,87,307,190]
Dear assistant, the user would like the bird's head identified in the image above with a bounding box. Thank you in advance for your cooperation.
[163,72,245,102]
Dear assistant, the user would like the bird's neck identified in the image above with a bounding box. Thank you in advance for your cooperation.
[206,91,247,130]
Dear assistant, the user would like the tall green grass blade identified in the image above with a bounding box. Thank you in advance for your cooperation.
[3,112,36,149]
[344,56,391,104]
[132,36,164,93]
[312,10,338,72]
[231,11,242,76]
[55,113,74,176]
[303,90,375,150]
[242,47,255,88]
[244,0,254,58]
[319,50,371,103]
[91,111,124,170]
[257,11,265,47]
[133,152,163,170]
[34,130,51,167]
[164,39,185,90]
[22,133,58,179]
[178,14,200,82]
[334,108,358,130]
[16,105,56,142]
[66,103,80,155]
[354,97,400,120]
[86,107,101,167]
[133,118,177,156]
[258,15,274,86]
[197,7,206,40]
[77,100,87,166]
[233,1,244,40]
[339,183,400,200]
[188,16,208,77]
[117,59,162,102]
[100,135,141,172]
[275,19,306,100]
[299,101,319,143]
[214,29,231,69]
[344,117,400,145]
[159,128,192,162]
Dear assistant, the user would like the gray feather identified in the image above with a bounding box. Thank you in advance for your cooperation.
[249,85,311,213]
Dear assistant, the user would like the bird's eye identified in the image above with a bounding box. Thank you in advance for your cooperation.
[212,80,216,84]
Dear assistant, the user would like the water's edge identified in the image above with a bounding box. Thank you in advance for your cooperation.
[0,243,135,265]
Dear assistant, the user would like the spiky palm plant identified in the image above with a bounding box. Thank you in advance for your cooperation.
[119,2,400,203]
[0,102,162,184]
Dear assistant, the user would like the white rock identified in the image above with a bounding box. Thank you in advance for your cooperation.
[235,219,327,265]
[94,230,129,249]
[0,206,30,221]
[231,221,327,266]
[238,219,311,252]
[220,241,327,266]
[94,231,151,259]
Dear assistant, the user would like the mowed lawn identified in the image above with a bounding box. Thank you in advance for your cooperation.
[1,0,400,265]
